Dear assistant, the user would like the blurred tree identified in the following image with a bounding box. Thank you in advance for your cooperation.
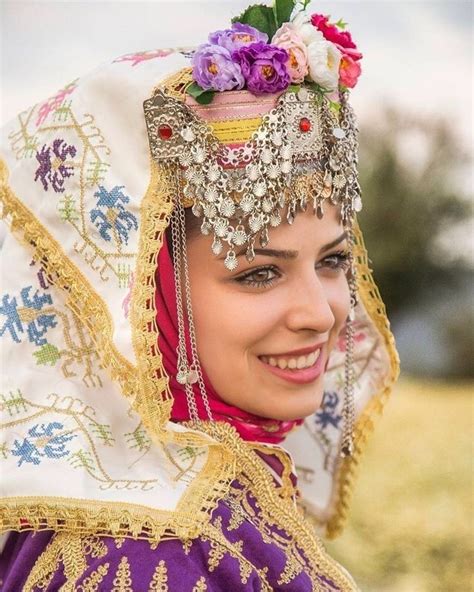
[357,107,472,320]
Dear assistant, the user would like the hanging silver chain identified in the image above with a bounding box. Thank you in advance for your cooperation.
[170,196,200,422]
[174,198,214,422]
[340,228,357,458]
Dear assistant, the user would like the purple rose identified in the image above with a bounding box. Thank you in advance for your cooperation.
[192,44,245,91]
[209,22,268,52]
[233,42,290,95]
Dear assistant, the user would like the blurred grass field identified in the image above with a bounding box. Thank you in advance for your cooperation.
[326,378,473,592]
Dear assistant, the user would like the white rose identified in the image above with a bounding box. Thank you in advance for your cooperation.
[307,39,342,91]
[292,11,324,46]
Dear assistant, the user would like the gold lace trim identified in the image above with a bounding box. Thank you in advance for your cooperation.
[0,156,236,540]
[322,222,400,538]
[193,422,359,591]
[24,532,107,592]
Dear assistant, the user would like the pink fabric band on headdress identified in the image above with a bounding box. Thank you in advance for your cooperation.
[185,90,279,122]
[155,235,302,444]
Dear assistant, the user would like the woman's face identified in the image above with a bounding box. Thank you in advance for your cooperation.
[187,203,351,421]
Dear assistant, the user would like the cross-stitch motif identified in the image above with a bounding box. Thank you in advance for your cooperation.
[1,391,201,489]
[90,186,138,247]
[11,421,77,467]
[0,286,57,346]
[35,79,78,127]
[1,265,103,387]
[34,138,77,193]
[113,48,174,67]
[8,101,135,287]
[315,392,342,430]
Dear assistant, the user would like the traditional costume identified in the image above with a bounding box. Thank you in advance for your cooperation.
[0,3,398,590]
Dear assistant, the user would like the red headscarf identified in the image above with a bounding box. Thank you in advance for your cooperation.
[155,234,302,444]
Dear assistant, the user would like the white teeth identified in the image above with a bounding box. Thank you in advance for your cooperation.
[296,355,306,369]
[261,349,322,371]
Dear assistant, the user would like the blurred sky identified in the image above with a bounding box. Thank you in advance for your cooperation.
[1,0,473,157]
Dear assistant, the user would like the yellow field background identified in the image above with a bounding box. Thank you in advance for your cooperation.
[327,378,473,592]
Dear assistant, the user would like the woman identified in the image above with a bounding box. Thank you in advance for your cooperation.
[0,4,398,590]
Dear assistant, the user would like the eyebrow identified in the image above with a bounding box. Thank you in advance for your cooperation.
[319,231,348,254]
[218,231,348,261]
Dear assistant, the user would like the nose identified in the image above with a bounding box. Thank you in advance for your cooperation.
[285,271,336,335]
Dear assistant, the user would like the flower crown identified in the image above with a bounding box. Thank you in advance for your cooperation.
[189,0,362,104]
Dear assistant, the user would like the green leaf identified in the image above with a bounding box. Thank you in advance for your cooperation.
[232,4,278,40]
[187,82,216,105]
[286,84,301,93]
[274,0,295,28]
[334,18,348,30]
[304,80,328,95]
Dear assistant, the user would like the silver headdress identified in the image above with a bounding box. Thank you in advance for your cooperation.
[144,86,362,271]
[144,79,361,456]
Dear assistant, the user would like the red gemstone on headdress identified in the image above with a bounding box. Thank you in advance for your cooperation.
[158,124,173,140]
[299,117,311,133]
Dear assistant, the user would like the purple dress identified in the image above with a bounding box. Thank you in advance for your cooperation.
[0,455,357,591]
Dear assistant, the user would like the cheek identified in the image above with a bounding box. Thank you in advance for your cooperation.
[193,289,280,358]
[327,275,351,332]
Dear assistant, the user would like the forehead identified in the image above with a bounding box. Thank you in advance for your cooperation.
[263,203,344,250]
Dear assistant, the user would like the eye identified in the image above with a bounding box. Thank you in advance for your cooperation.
[235,265,281,288]
[316,251,350,273]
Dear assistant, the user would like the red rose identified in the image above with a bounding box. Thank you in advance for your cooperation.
[311,14,362,61]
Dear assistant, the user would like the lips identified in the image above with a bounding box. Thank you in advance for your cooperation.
[258,343,326,385]
[260,349,321,370]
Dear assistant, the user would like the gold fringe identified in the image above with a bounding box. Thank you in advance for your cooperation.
[194,422,359,591]
[324,221,400,538]
[0,156,236,541]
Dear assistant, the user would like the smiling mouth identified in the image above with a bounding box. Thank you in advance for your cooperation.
[259,349,321,371]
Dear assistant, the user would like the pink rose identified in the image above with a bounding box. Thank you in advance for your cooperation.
[272,23,309,83]
[311,13,362,61]
[339,54,362,88]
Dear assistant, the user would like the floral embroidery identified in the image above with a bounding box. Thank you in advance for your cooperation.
[33,343,61,365]
[90,185,138,246]
[0,286,57,345]
[11,421,76,466]
[113,48,173,67]
[336,321,366,351]
[148,559,168,591]
[111,556,133,592]
[34,138,77,192]
[192,577,208,592]
[315,392,342,430]
[36,79,78,127]
[9,103,135,287]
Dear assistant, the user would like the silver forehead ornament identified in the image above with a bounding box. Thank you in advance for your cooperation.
[144,86,362,271]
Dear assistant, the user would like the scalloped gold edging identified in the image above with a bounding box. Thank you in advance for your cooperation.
[324,222,400,539]
[0,496,199,541]
[0,156,236,541]
[194,421,359,591]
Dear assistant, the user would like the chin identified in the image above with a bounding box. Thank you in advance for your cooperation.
[255,387,325,421]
